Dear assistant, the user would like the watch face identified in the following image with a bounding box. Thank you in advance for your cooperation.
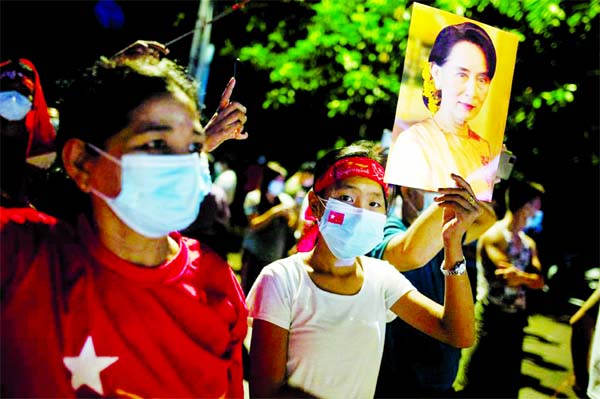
[441,259,466,276]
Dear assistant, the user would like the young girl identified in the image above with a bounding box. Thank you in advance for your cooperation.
[247,143,481,398]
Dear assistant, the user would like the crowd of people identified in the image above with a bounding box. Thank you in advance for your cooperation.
[1,37,597,399]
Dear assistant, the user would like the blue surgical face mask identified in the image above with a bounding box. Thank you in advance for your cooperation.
[319,198,386,263]
[0,91,32,121]
[268,179,284,196]
[88,144,212,238]
[525,210,544,233]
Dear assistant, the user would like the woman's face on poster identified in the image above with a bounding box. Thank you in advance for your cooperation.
[432,40,491,124]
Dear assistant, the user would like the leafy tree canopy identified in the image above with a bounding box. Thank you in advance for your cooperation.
[221,0,598,151]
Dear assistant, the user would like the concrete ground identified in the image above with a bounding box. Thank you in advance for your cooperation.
[520,313,580,399]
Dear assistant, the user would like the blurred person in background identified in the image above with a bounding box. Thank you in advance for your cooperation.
[454,179,546,398]
[284,160,316,254]
[214,151,238,206]
[588,291,600,399]
[570,284,600,397]
[0,57,56,208]
[240,160,296,294]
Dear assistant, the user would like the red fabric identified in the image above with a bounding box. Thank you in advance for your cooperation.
[314,156,388,196]
[296,220,319,252]
[0,58,56,156]
[1,207,247,398]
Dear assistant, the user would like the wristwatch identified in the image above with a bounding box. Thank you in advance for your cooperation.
[440,258,467,276]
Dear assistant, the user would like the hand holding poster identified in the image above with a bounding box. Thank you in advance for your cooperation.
[384,3,519,202]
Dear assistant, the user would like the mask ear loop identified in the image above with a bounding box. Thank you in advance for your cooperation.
[84,143,122,201]
[85,143,121,166]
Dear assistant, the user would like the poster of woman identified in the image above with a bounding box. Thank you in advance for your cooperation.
[384,3,519,202]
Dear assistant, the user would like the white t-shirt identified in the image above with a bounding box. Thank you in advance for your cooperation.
[247,253,416,399]
[214,169,237,205]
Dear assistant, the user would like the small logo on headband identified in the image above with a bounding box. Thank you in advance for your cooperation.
[328,210,345,225]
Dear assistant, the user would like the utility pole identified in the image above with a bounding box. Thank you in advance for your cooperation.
[188,0,214,110]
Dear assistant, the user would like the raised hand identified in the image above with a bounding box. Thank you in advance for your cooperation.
[435,174,484,242]
[204,77,248,152]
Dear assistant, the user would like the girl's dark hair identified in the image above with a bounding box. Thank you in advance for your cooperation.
[429,22,497,80]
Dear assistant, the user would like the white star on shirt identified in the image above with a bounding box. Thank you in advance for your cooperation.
[63,336,118,395]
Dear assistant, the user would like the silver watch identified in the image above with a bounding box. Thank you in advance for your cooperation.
[440,258,467,276]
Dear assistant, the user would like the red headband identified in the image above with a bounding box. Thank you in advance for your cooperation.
[314,156,389,196]
[296,156,388,253]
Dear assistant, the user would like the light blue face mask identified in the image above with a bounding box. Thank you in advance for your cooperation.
[88,144,212,238]
[0,90,32,121]
[525,210,544,233]
[319,198,386,262]
[267,179,285,196]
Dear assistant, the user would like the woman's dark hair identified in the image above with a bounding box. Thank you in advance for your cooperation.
[312,142,388,208]
[429,22,497,80]
[39,55,199,222]
[56,55,198,153]
[505,179,545,214]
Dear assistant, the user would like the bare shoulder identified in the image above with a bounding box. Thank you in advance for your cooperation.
[479,223,507,247]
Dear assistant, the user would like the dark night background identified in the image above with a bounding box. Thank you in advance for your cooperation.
[2,0,599,310]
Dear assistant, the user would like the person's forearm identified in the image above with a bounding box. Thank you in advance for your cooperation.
[440,236,475,348]
[518,270,545,290]
[249,206,284,231]
[383,205,444,271]
[570,286,600,325]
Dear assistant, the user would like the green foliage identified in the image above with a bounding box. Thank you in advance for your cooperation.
[509,83,577,129]
[220,0,598,161]
[230,0,410,120]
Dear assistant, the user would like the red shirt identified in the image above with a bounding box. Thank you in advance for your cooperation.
[1,207,247,398]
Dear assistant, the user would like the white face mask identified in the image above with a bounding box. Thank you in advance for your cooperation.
[267,179,285,196]
[0,91,32,121]
[319,198,386,263]
[88,144,212,238]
